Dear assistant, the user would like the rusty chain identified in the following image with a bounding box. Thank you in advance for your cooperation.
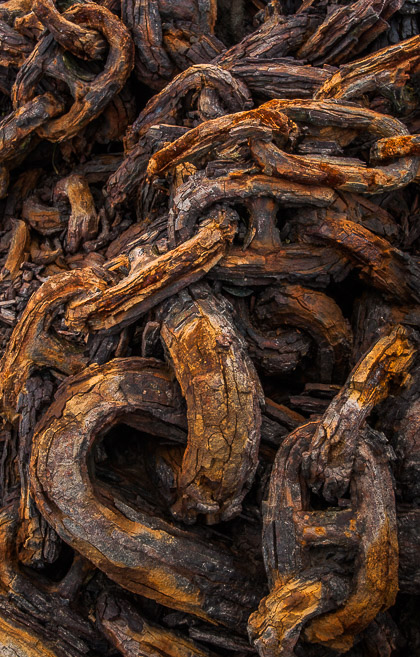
[0,1,419,656]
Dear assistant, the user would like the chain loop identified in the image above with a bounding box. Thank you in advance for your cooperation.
[12,3,134,142]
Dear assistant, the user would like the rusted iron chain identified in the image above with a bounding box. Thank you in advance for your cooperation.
[0,2,419,656]
[30,357,263,626]
[248,326,417,654]
[12,3,134,143]
[32,0,107,60]
[249,423,398,655]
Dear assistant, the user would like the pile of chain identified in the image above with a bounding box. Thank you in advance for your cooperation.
[0,0,419,656]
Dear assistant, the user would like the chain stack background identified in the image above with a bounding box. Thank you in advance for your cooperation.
[0,1,419,656]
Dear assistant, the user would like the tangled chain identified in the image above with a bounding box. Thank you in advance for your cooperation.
[0,1,419,656]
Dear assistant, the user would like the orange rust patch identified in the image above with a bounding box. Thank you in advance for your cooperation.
[314,526,327,536]
[305,521,398,651]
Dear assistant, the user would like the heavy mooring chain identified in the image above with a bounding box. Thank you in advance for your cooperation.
[248,325,416,655]
[0,1,419,657]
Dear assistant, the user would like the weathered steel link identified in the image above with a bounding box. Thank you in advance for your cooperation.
[0,92,64,197]
[0,93,64,165]
[30,358,263,627]
[254,284,353,382]
[302,324,416,501]
[12,3,134,142]
[246,325,416,654]
[121,0,219,89]
[32,0,107,60]
[124,63,253,150]
[252,99,420,194]
[248,420,398,655]
[0,267,109,424]
[65,208,237,333]
[160,283,263,524]
[316,34,420,101]
[97,591,220,657]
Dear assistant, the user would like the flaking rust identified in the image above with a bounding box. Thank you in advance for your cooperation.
[0,1,419,656]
